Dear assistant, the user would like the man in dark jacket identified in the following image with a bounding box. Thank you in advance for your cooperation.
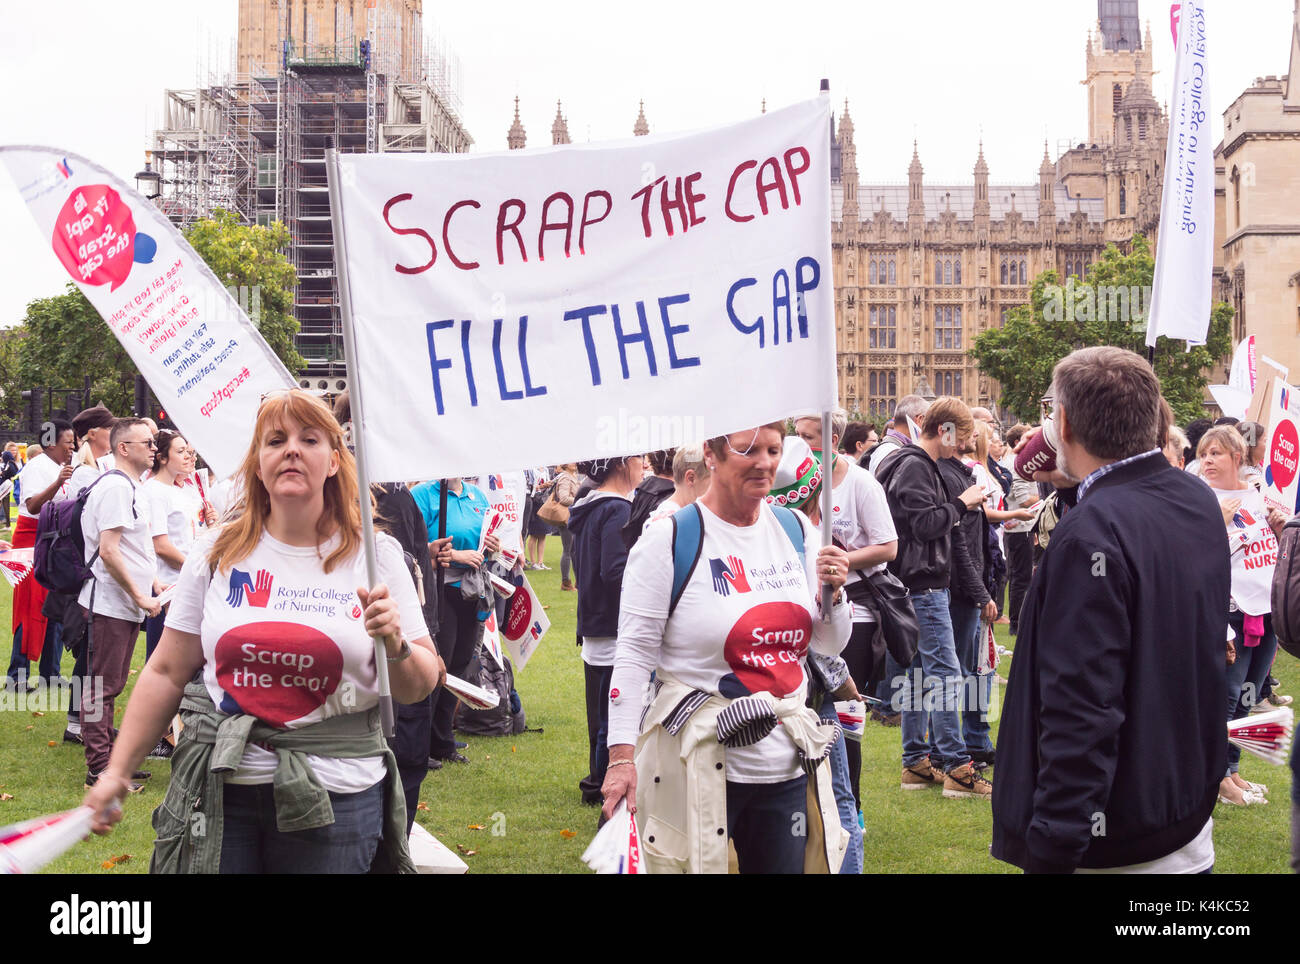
[992,347,1230,873]
[935,452,997,768]
[875,397,987,797]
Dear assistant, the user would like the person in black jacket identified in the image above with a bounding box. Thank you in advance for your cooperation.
[621,449,675,550]
[992,347,1230,873]
[935,450,997,769]
[568,454,642,805]
[875,397,987,798]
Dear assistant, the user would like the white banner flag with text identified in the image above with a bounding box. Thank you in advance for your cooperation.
[0,147,295,478]
[1146,0,1213,346]
[330,99,835,483]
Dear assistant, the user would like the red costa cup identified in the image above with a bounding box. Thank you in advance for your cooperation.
[1014,416,1060,481]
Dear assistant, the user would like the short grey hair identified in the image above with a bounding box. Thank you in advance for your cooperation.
[893,395,928,426]
[672,443,710,485]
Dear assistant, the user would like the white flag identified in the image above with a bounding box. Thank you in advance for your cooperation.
[0,147,295,477]
[329,99,836,483]
[1146,0,1213,347]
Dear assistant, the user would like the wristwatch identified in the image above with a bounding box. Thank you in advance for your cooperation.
[387,639,412,663]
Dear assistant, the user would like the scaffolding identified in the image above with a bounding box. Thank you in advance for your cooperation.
[149,0,473,383]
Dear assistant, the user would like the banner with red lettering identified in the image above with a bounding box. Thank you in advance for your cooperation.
[330,99,835,483]
[0,147,294,478]
[1264,378,1300,514]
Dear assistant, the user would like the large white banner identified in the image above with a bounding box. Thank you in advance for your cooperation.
[1146,0,1213,347]
[0,147,294,478]
[331,99,835,483]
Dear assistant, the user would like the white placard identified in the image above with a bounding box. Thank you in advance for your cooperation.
[330,99,836,483]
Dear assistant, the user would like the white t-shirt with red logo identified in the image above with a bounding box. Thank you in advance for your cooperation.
[642,496,683,534]
[166,529,428,793]
[1211,486,1277,615]
[614,502,850,783]
[830,460,898,622]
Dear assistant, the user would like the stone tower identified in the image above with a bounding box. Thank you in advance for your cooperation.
[1083,6,1153,146]
[839,102,858,224]
[551,100,571,145]
[633,100,649,136]
[507,96,526,150]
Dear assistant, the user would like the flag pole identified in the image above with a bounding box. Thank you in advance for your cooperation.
[326,148,394,739]
[820,411,834,622]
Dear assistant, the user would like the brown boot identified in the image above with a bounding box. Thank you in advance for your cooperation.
[561,580,575,591]
[900,757,944,790]
[942,762,993,799]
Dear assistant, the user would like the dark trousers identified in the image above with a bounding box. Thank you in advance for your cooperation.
[840,620,877,811]
[219,779,384,874]
[81,612,139,774]
[67,643,89,727]
[395,694,434,834]
[429,590,481,759]
[579,661,614,804]
[727,775,809,874]
[6,621,62,683]
[1005,531,1034,632]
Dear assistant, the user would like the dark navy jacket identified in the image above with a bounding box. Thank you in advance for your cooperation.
[568,491,632,639]
[992,452,1229,873]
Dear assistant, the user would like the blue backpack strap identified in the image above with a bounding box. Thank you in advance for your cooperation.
[768,504,806,572]
[668,503,704,617]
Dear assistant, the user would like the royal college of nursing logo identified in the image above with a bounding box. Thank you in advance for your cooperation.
[227,568,274,608]
[709,555,752,597]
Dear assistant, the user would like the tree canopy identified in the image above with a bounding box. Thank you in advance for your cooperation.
[969,235,1233,425]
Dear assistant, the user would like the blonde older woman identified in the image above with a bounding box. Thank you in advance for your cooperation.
[1198,425,1288,806]
[601,424,852,873]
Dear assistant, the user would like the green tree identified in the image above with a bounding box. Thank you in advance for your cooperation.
[969,235,1233,425]
[184,209,305,374]
[0,285,140,421]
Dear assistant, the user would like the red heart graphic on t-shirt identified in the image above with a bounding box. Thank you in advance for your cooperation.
[214,622,345,727]
[722,601,813,698]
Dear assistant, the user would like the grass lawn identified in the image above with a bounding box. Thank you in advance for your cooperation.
[0,528,1293,874]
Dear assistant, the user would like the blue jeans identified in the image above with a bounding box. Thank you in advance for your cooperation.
[820,695,862,874]
[1225,611,1278,776]
[899,589,968,771]
[950,600,994,754]
[726,775,808,874]
[219,779,385,873]
[6,621,64,683]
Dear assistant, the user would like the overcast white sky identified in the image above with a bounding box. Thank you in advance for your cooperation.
[0,0,1294,328]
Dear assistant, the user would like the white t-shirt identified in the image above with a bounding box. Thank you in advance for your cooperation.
[146,479,202,582]
[77,473,156,621]
[166,529,428,793]
[1074,818,1214,875]
[642,496,683,534]
[1211,485,1277,615]
[831,460,898,622]
[613,502,851,783]
[582,635,618,667]
[63,463,103,501]
[17,454,62,518]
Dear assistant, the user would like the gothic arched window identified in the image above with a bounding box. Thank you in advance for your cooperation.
[869,259,877,284]
[1000,259,1008,285]
[944,260,952,285]
[1119,183,1127,215]
[954,259,961,285]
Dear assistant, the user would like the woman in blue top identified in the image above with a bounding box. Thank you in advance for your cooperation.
[411,477,498,766]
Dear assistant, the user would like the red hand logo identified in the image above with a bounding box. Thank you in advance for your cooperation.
[245,569,273,608]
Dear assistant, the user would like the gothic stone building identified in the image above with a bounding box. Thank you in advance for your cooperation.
[833,9,1167,420]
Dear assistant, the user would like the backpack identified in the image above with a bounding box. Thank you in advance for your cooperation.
[1272,515,1300,659]
[455,649,527,736]
[33,470,134,594]
[668,502,805,616]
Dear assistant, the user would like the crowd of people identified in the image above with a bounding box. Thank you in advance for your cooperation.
[0,343,1294,874]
